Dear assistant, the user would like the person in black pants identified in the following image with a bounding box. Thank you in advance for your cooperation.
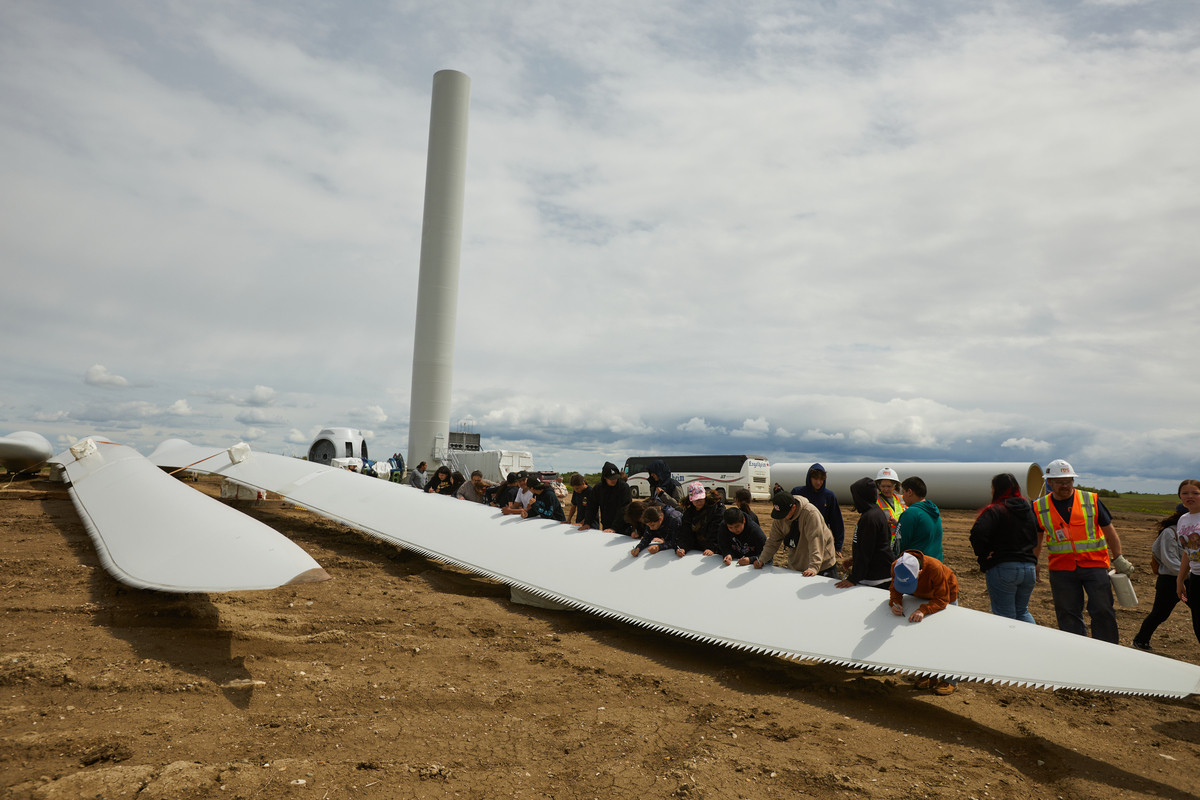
[1132,505,1187,651]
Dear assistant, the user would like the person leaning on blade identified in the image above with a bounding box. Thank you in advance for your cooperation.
[580,462,633,534]
[755,491,838,577]
[836,478,895,589]
[1032,459,1133,644]
[456,470,493,503]
[890,551,961,696]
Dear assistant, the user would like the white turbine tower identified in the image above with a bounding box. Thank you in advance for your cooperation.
[408,70,470,471]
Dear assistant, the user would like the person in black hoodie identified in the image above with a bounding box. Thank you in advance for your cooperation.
[424,465,455,496]
[969,472,1039,624]
[631,504,683,557]
[835,477,894,589]
[566,473,591,524]
[645,459,684,508]
[580,462,633,534]
[718,507,766,566]
[491,472,520,508]
[521,478,566,522]
[675,482,726,557]
[792,463,845,554]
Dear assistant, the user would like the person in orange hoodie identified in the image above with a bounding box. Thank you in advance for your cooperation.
[889,550,960,695]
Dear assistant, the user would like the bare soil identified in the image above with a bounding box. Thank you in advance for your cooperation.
[2,475,1199,800]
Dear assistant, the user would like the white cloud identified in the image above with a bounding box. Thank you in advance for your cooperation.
[32,410,70,422]
[801,429,844,442]
[56,434,78,446]
[244,386,277,407]
[774,427,793,438]
[731,416,770,438]
[285,428,310,444]
[350,405,388,425]
[677,417,727,435]
[1001,437,1052,453]
[242,427,267,441]
[167,399,195,416]
[84,365,130,389]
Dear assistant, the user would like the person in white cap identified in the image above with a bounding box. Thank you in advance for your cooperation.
[890,551,960,695]
[1032,459,1133,644]
[875,467,906,552]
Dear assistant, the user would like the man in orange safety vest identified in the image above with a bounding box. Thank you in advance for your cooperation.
[1032,459,1134,644]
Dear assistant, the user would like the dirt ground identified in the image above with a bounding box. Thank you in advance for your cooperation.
[2,475,1199,800]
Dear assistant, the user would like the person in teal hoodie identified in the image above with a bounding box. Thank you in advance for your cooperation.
[896,476,944,561]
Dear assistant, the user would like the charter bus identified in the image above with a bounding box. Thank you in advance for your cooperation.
[624,455,772,502]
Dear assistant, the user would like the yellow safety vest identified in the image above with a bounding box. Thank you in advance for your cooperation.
[877,493,906,547]
[1033,491,1110,571]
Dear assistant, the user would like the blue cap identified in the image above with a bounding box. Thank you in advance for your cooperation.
[893,553,920,594]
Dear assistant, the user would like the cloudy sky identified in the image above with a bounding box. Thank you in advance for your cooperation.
[2,1,1197,491]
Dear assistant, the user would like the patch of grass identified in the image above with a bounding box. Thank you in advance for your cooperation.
[1099,493,1179,516]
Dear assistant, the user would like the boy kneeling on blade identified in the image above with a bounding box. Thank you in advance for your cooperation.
[890,550,960,696]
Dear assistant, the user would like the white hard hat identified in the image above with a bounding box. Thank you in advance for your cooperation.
[1044,459,1078,479]
[875,467,901,483]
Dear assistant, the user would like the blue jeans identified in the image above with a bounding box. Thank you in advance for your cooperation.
[1048,566,1119,643]
[985,562,1037,624]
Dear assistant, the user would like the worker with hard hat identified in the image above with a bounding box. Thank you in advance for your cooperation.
[875,467,906,554]
[1032,459,1133,644]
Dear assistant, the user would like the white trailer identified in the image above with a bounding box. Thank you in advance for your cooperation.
[447,449,534,485]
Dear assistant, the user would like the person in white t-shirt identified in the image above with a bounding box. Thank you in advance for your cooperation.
[1173,479,1200,646]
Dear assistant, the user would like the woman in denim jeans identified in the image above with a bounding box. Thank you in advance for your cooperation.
[969,473,1040,624]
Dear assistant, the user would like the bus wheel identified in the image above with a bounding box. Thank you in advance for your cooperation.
[630,486,640,498]
[715,488,726,502]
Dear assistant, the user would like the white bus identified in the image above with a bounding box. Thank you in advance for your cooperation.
[623,455,772,502]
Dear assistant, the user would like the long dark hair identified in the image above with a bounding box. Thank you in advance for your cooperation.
[1157,510,1184,534]
[734,488,753,515]
[975,473,1023,520]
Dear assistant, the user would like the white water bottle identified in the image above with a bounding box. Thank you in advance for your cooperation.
[1109,570,1138,607]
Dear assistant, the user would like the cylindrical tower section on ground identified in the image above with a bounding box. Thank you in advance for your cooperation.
[408,70,471,471]
[771,462,1044,509]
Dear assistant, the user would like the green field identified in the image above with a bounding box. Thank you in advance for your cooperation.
[1097,493,1180,516]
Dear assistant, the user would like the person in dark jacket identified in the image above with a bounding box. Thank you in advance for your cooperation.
[631,503,683,557]
[718,507,766,566]
[645,459,684,508]
[566,473,591,524]
[836,478,894,589]
[424,465,455,495]
[792,463,845,554]
[969,472,1039,624]
[521,478,566,522]
[492,472,520,508]
[580,462,633,534]
[624,500,650,538]
[675,482,725,557]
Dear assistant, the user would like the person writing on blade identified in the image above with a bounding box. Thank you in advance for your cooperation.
[718,507,766,566]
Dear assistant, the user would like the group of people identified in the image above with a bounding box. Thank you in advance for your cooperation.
[408,454,1200,672]
[408,462,571,521]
